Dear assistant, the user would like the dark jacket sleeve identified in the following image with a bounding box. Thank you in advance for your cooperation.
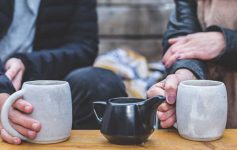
[11,0,98,81]
[162,0,207,79]
[0,0,15,94]
[205,26,237,70]
[0,0,13,39]
[0,61,15,94]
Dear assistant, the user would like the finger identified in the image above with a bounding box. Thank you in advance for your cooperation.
[160,114,176,128]
[5,67,20,81]
[11,123,37,139]
[13,99,33,114]
[147,82,165,98]
[178,50,205,60]
[162,48,173,65]
[164,53,180,68]
[163,43,190,68]
[9,109,41,132]
[162,44,182,68]
[163,37,190,65]
[168,36,187,45]
[157,106,175,121]
[12,70,24,90]
[165,75,179,104]
[157,102,174,112]
[0,124,3,133]
[1,129,21,144]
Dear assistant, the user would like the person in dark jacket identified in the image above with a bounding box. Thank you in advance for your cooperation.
[147,0,237,129]
[0,0,127,144]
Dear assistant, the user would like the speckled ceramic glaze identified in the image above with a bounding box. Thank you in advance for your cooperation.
[1,80,72,144]
[176,80,227,141]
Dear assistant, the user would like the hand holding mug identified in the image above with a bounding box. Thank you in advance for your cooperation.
[0,93,41,144]
[147,69,196,128]
[1,80,72,144]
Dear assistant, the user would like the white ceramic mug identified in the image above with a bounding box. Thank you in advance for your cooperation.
[176,80,227,141]
[1,80,72,144]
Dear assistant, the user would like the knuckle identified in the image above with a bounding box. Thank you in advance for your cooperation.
[7,71,16,78]
[146,88,156,98]
[15,126,27,137]
[170,48,175,54]
[146,90,152,97]
[162,104,169,112]
[166,74,175,79]
[11,70,17,75]
[194,52,202,58]
[9,110,17,122]
[186,35,192,39]
[169,116,176,125]
[165,83,176,91]
[13,99,26,110]
[8,112,13,120]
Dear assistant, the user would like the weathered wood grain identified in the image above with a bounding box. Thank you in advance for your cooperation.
[1,130,237,150]
[98,3,174,36]
[97,0,174,59]
[99,39,163,61]
[98,0,173,5]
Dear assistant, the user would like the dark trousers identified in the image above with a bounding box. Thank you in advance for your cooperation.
[64,67,128,129]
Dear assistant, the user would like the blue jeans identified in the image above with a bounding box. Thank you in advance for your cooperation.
[65,67,127,129]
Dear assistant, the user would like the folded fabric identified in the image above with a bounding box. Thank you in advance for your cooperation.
[94,48,165,98]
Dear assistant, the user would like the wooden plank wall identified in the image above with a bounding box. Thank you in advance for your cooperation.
[97,0,174,61]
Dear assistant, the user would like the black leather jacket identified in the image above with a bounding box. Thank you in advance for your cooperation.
[163,0,237,79]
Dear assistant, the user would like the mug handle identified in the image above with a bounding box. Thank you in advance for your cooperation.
[1,90,27,140]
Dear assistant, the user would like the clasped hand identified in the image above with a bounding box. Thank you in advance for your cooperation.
[0,58,41,144]
[147,32,225,128]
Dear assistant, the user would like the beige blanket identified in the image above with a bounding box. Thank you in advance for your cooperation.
[197,0,237,128]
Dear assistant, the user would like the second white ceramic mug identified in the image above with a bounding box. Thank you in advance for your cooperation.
[176,80,227,141]
[1,80,72,144]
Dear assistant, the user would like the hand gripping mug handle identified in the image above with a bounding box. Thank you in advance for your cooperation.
[1,90,28,140]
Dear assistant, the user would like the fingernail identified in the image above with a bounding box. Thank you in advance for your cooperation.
[13,137,20,144]
[162,60,165,64]
[28,131,35,139]
[167,96,176,104]
[24,105,31,111]
[32,123,40,131]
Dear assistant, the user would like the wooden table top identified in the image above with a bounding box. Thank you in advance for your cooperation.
[0,129,237,150]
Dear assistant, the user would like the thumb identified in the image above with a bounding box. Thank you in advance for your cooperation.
[164,75,179,104]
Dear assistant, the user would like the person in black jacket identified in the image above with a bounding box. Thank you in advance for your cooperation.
[147,0,237,129]
[0,0,127,144]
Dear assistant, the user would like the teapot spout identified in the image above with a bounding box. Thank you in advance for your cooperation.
[145,95,166,109]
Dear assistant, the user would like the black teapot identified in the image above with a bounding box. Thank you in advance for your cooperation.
[93,96,165,145]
